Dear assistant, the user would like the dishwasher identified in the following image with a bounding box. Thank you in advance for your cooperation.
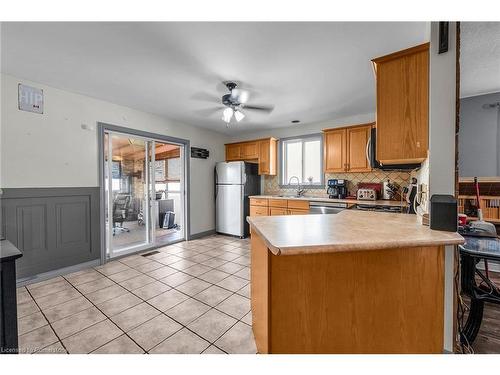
[309,201,349,214]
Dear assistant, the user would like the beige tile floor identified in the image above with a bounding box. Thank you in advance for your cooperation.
[16,235,256,354]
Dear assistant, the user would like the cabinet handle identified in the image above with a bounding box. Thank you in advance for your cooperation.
[366,136,371,165]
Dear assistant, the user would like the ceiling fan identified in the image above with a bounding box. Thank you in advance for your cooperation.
[198,81,274,127]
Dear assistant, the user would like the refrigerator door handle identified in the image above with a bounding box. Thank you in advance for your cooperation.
[214,168,218,200]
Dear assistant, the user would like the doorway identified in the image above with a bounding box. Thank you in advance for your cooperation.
[99,123,189,259]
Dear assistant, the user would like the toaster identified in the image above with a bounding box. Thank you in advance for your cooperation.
[357,188,377,201]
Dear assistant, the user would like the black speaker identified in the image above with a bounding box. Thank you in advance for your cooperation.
[430,194,457,232]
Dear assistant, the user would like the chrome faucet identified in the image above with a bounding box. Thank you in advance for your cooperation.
[289,176,305,197]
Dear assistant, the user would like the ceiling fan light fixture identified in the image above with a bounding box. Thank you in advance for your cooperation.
[234,110,245,122]
[222,107,233,123]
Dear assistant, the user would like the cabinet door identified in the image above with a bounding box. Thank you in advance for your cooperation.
[226,144,241,161]
[242,142,258,159]
[347,125,372,172]
[258,140,270,175]
[324,129,347,172]
[258,138,277,175]
[250,205,269,216]
[270,207,288,216]
[374,44,429,164]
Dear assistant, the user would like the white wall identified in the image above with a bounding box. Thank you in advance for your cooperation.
[229,112,375,142]
[428,22,457,353]
[0,73,230,235]
[459,91,500,177]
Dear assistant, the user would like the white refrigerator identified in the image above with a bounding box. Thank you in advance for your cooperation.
[215,161,260,238]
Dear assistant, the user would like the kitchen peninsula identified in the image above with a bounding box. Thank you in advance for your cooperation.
[247,210,464,353]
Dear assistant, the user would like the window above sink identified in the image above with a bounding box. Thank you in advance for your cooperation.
[280,134,324,188]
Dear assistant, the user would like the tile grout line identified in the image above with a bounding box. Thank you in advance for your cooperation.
[62,273,159,354]
[23,286,69,354]
[20,235,252,354]
[98,238,252,352]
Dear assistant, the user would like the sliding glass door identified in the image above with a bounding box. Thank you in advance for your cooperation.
[103,130,185,259]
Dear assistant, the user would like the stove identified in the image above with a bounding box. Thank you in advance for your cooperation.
[356,204,404,213]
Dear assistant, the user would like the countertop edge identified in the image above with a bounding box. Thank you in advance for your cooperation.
[246,217,281,255]
[249,195,408,207]
[246,216,465,256]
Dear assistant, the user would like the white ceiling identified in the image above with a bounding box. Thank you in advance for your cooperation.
[1,22,428,135]
[460,22,500,98]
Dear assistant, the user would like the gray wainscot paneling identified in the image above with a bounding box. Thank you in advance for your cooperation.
[0,188,100,279]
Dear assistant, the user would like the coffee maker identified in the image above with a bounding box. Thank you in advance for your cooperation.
[327,179,348,199]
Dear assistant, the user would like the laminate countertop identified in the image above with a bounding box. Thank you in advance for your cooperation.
[247,210,464,256]
[249,195,407,207]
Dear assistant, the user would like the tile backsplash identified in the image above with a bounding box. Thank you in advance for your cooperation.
[263,170,413,198]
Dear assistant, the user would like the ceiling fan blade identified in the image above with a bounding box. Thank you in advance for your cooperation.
[241,104,274,113]
[193,107,225,117]
[230,89,250,104]
[191,92,221,103]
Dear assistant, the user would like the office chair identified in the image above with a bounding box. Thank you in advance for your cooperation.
[112,194,131,235]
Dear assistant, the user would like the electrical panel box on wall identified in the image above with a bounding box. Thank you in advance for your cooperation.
[18,84,44,114]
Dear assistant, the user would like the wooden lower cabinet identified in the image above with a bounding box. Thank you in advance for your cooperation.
[287,200,309,210]
[250,232,445,353]
[287,208,309,215]
[250,198,310,217]
[250,205,269,216]
[270,207,288,216]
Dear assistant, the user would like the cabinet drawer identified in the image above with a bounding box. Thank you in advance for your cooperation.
[287,200,310,210]
[268,199,287,208]
[250,198,269,207]
[288,209,309,215]
[250,206,269,216]
[270,207,288,216]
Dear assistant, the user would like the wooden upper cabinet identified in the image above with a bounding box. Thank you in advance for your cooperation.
[258,138,277,175]
[323,124,373,173]
[226,138,277,175]
[241,142,258,159]
[372,43,429,165]
[346,125,372,172]
[226,144,241,161]
[323,128,347,172]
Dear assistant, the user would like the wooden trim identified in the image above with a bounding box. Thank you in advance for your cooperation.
[379,158,427,165]
[225,137,278,146]
[459,177,500,183]
[371,42,430,64]
[322,122,375,133]
[250,232,270,354]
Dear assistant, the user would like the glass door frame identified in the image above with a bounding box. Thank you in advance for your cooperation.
[98,123,190,264]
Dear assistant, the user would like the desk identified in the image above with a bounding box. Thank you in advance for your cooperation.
[0,240,23,354]
[459,236,500,345]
